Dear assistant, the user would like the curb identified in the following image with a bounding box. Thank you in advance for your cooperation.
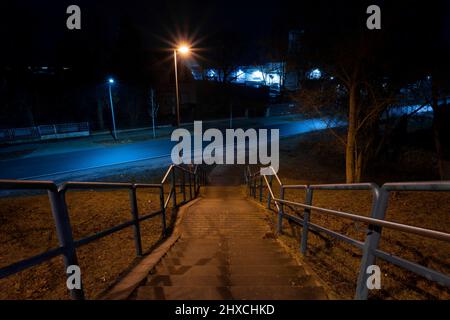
[101,197,203,300]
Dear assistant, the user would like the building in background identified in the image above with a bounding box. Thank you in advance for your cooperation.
[189,30,306,95]
[190,62,285,99]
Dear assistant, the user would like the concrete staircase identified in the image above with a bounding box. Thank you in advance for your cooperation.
[130,166,328,300]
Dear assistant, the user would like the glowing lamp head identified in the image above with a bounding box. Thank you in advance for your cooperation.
[178,45,190,55]
[108,78,115,84]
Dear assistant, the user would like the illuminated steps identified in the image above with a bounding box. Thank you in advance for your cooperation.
[146,274,317,287]
[131,168,328,300]
[135,285,327,300]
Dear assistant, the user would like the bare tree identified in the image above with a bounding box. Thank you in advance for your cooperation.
[296,64,399,183]
[149,88,159,138]
[430,78,450,179]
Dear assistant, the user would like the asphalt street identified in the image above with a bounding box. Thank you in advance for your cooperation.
[0,118,329,180]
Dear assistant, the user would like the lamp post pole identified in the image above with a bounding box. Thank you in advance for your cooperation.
[174,49,180,127]
[108,80,118,140]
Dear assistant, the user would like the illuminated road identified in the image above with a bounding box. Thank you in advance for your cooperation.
[0,118,330,180]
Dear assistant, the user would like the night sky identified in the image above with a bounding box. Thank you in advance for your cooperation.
[1,0,449,76]
[1,0,289,65]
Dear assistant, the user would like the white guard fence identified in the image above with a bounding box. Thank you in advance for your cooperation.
[0,122,90,144]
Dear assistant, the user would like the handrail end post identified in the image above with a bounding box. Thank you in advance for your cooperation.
[171,168,177,208]
[259,176,263,202]
[159,185,167,237]
[277,187,285,234]
[48,190,85,300]
[300,188,313,255]
[129,187,143,257]
[355,188,389,300]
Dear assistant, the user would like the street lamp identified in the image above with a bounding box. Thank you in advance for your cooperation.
[107,77,118,140]
[174,44,190,127]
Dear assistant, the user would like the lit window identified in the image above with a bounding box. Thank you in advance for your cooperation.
[251,70,264,81]
[308,68,322,79]
[236,69,245,81]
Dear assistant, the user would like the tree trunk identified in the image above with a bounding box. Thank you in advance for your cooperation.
[431,83,450,179]
[355,149,363,182]
[346,84,358,183]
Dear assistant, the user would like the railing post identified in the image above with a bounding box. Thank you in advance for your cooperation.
[181,171,186,202]
[259,176,263,202]
[355,187,388,300]
[48,190,85,300]
[129,187,143,256]
[251,177,255,198]
[300,187,313,255]
[171,168,177,208]
[159,185,167,237]
[277,186,285,234]
[189,173,193,200]
[246,169,251,196]
[267,175,273,208]
[196,172,200,195]
[193,170,197,196]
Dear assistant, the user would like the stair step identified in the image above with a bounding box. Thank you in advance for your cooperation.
[232,285,328,300]
[175,240,282,248]
[135,285,228,300]
[162,256,229,266]
[160,256,297,266]
[124,179,329,301]
[147,275,231,287]
[168,249,287,257]
[146,274,317,287]
[167,249,290,259]
[152,265,308,277]
[135,285,327,300]
[183,231,267,236]
[177,240,275,246]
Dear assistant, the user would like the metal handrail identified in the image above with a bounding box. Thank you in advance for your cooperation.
[245,165,450,300]
[262,175,280,211]
[161,164,175,184]
[0,179,57,191]
[0,163,206,300]
[310,182,378,190]
[161,164,204,209]
[269,166,283,186]
[383,181,450,191]
[275,197,450,242]
[248,166,282,208]
[164,187,174,209]
[59,181,133,192]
